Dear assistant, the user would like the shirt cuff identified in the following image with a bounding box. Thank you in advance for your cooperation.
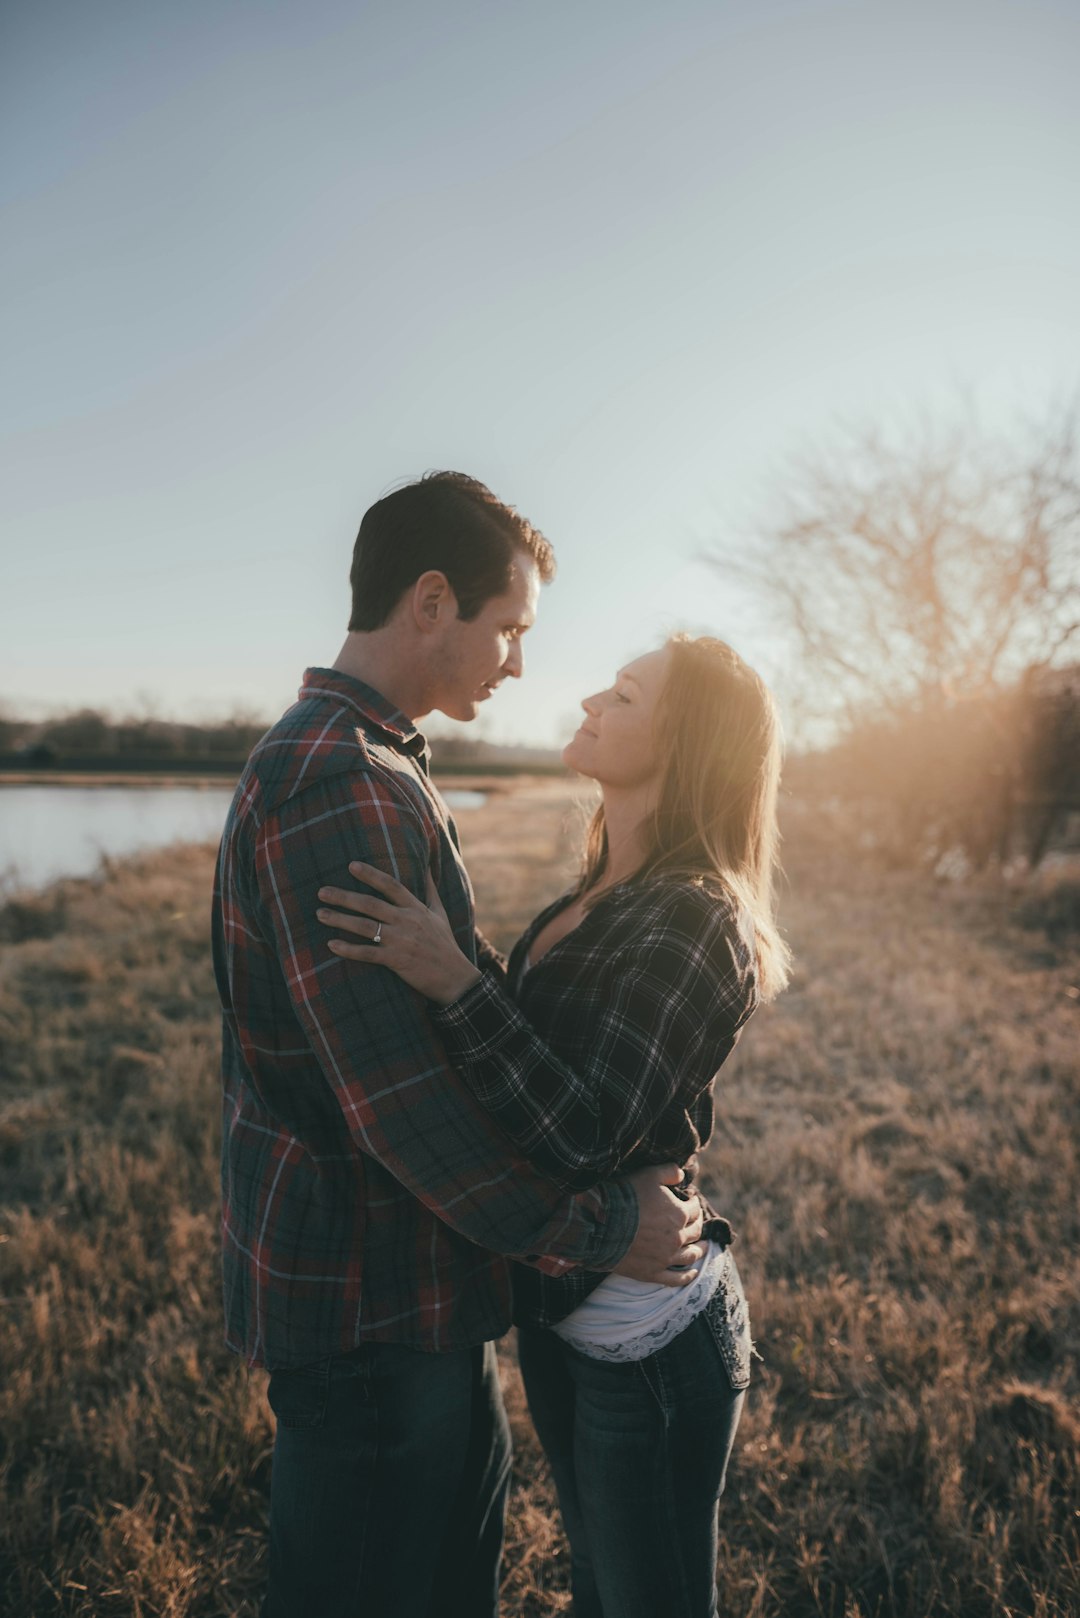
[428,970,532,1058]
[582,1175,640,1271]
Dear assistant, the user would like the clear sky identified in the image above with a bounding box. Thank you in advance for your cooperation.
[2,0,1078,746]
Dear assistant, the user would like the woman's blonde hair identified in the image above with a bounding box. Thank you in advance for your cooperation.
[577,634,791,1001]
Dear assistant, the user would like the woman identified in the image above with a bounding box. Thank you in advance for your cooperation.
[315,634,790,1618]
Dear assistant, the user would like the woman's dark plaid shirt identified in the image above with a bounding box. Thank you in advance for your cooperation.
[430,871,760,1328]
[212,669,639,1370]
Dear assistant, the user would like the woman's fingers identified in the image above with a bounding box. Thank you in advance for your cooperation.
[327,939,380,961]
[317,905,383,938]
[347,861,420,907]
[315,884,373,916]
[316,888,395,921]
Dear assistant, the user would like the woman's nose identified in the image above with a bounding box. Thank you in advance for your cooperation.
[581,691,601,715]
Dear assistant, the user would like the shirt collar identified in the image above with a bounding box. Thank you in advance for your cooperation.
[300,667,430,766]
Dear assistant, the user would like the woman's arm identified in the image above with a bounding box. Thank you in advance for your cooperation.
[430,888,754,1188]
[316,868,756,1191]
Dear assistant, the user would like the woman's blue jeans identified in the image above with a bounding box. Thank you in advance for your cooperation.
[517,1256,752,1618]
[262,1337,511,1618]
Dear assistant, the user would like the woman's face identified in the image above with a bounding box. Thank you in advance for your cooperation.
[562,646,672,789]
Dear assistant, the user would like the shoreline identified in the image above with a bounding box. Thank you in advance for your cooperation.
[0,773,585,899]
[0,772,241,789]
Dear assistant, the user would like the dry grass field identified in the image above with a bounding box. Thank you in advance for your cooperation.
[1,778,1077,1617]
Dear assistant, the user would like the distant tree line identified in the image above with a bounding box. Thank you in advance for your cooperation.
[0,709,563,775]
[0,709,270,769]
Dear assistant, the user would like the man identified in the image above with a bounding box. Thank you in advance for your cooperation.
[211,472,704,1617]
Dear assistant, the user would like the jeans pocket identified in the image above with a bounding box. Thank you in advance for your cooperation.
[703,1255,752,1392]
[266,1356,333,1430]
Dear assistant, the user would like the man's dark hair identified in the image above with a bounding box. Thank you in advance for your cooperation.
[348,471,555,631]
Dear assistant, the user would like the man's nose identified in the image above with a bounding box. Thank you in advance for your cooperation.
[504,638,524,679]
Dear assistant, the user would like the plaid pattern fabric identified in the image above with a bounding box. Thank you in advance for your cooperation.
[430,874,759,1327]
[211,669,638,1369]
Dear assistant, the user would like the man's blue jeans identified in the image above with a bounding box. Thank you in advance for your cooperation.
[517,1258,751,1618]
[263,1338,511,1618]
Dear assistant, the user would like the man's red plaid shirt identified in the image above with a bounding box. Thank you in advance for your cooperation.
[211,669,638,1369]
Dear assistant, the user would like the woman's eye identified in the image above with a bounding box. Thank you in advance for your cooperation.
[614,691,631,704]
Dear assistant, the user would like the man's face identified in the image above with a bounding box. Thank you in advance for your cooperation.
[432,555,541,722]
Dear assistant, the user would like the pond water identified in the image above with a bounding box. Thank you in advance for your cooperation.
[0,784,487,892]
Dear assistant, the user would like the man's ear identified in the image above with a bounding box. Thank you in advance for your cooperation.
[411,571,457,632]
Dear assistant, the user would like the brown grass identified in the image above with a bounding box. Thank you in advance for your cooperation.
[0,779,1077,1616]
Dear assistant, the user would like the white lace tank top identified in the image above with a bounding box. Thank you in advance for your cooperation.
[549,1238,730,1363]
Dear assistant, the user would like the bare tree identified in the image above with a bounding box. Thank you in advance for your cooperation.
[713,406,1080,868]
[715,407,1080,729]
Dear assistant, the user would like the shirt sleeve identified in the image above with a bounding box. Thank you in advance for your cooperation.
[250,770,638,1270]
[429,886,757,1190]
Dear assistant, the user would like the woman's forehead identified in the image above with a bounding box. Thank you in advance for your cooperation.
[618,647,671,688]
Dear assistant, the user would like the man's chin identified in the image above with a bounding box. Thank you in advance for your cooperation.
[437,699,480,724]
